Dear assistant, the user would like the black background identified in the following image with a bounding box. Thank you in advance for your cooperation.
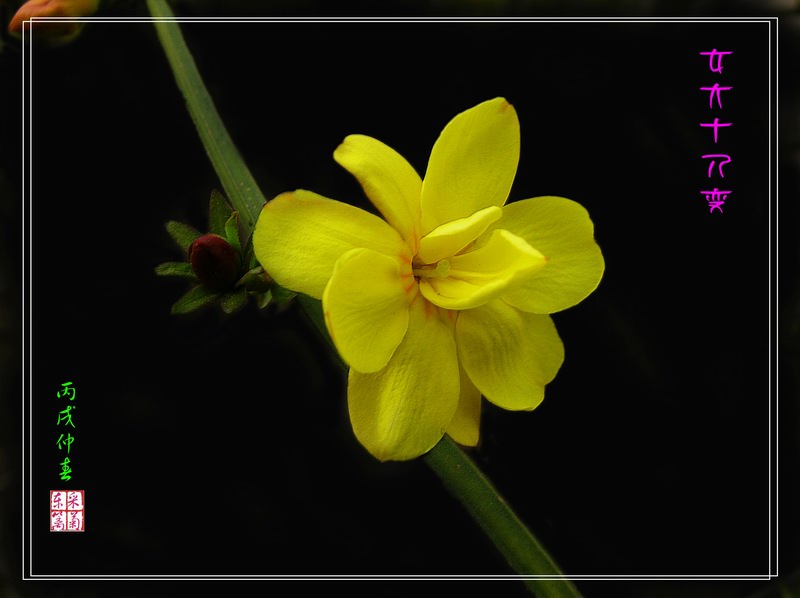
[1,2,797,597]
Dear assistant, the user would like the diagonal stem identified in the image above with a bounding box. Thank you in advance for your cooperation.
[147,0,263,232]
[424,436,582,597]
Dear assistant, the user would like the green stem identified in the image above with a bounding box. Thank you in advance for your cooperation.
[424,436,581,597]
[148,5,580,594]
[147,0,264,232]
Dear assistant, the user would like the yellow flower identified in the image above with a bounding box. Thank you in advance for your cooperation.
[254,98,604,461]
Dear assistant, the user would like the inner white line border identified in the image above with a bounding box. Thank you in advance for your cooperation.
[21,15,779,582]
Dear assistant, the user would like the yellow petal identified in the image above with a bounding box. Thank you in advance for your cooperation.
[323,248,410,374]
[334,135,423,252]
[253,190,408,299]
[417,205,502,265]
[456,299,564,411]
[420,98,520,235]
[446,363,482,447]
[418,229,546,310]
[490,196,605,314]
[348,298,460,461]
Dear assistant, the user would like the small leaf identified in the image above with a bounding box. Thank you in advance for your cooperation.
[255,289,272,309]
[155,261,199,281]
[242,233,259,270]
[224,212,242,255]
[235,266,269,292]
[271,284,297,305]
[166,220,202,254]
[171,285,221,314]
[220,288,247,314]
[209,189,233,236]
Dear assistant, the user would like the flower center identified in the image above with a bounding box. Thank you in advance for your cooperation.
[413,259,450,279]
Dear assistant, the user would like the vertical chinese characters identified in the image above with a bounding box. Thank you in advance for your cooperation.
[56,381,76,480]
[699,49,733,214]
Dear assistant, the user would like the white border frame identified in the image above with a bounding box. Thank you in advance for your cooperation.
[21,15,779,582]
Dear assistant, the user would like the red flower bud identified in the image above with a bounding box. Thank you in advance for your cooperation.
[188,234,239,291]
[8,0,100,44]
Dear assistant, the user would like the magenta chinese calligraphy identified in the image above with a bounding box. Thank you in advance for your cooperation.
[699,48,733,214]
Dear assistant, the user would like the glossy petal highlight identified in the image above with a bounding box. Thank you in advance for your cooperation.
[491,196,605,314]
[420,98,519,234]
[456,299,564,411]
[323,248,410,374]
[254,190,408,299]
[334,134,423,251]
[348,299,460,461]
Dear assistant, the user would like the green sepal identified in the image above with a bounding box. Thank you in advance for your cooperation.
[242,233,259,270]
[155,261,198,281]
[208,189,233,237]
[235,266,270,292]
[220,287,248,314]
[271,284,297,305]
[224,212,242,255]
[170,284,221,314]
[254,289,272,309]
[166,220,202,254]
